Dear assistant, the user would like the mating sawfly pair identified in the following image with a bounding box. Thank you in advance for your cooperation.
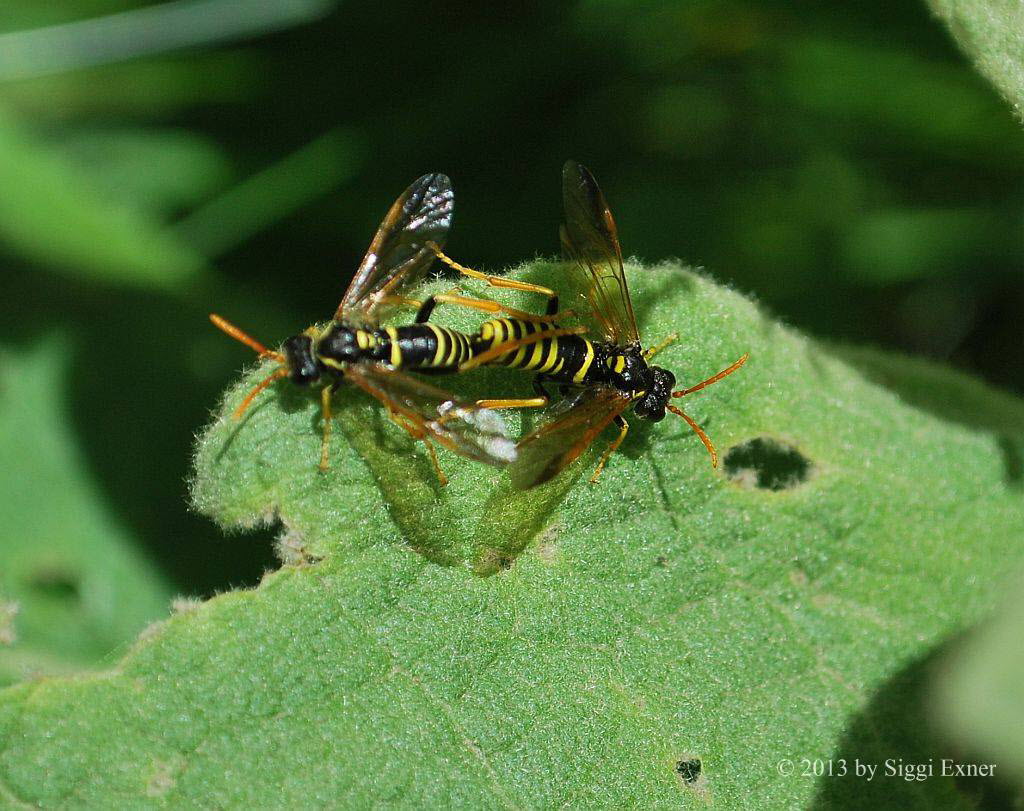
[211,161,747,489]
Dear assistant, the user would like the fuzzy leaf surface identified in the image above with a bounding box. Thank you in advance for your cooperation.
[2,263,1023,807]
[928,0,1024,122]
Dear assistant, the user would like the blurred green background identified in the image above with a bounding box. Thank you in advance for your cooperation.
[0,0,1021,610]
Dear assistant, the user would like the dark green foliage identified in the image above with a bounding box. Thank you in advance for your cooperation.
[0,341,171,687]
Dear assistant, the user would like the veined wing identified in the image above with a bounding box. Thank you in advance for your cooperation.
[335,173,454,326]
[344,363,517,468]
[510,386,631,489]
[560,160,640,345]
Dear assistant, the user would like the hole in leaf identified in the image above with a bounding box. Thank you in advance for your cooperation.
[723,437,811,491]
[676,757,702,784]
[29,568,80,603]
[475,547,515,576]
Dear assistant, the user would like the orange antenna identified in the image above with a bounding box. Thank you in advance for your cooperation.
[672,353,748,398]
[210,313,284,362]
[233,367,289,419]
[667,404,718,468]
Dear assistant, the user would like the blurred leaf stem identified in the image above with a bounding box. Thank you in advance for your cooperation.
[174,129,362,259]
[0,0,336,82]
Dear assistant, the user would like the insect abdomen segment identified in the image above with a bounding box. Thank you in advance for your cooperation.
[392,324,474,371]
[472,318,606,385]
[316,323,473,373]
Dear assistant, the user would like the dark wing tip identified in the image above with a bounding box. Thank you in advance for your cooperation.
[418,172,452,193]
[409,172,454,217]
[411,171,452,190]
[406,173,455,245]
[561,162,607,233]
[562,159,598,194]
[562,160,581,198]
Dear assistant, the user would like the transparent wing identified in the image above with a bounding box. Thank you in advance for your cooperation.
[560,160,640,344]
[509,386,631,489]
[335,173,454,326]
[344,364,517,468]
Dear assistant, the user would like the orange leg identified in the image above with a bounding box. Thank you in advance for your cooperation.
[475,397,548,410]
[644,333,678,360]
[430,291,568,323]
[426,241,569,321]
[589,416,629,483]
[428,242,557,298]
[318,385,335,472]
[386,409,448,486]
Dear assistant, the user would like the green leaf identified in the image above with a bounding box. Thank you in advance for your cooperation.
[927,0,1024,122]
[173,129,363,259]
[0,52,257,118]
[57,127,233,216]
[2,262,1023,807]
[830,342,1024,440]
[933,582,1024,782]
[841,207,1003,284]
[0,107,206,290]
[0,340,172,687]
[778,37,1024,160]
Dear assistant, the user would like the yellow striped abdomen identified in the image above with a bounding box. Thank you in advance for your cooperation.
[472,318,601,384]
